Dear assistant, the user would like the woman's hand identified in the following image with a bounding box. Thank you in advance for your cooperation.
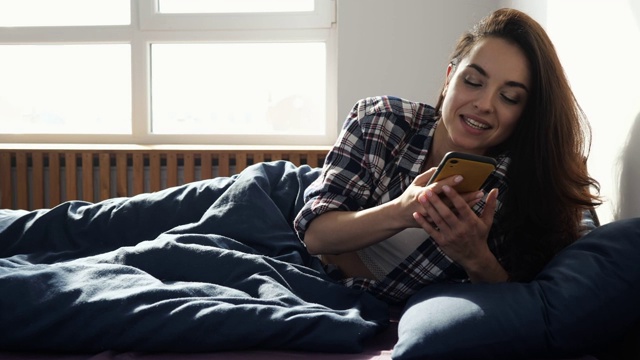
[394,169,485,229]
[413,185,508,283]
[305,168,484,255]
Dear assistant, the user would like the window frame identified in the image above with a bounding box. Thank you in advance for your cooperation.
[0,0,338,146]
[139,0,333,30]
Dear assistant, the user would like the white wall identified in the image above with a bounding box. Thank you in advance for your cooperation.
[336,0,500,121]
[525,0,640,223]
[336,0,640,224]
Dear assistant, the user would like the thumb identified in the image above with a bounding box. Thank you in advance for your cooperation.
[413,168,437,186]
[481,188,499,226]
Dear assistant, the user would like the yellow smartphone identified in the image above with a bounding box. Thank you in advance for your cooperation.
[427,151,497,192]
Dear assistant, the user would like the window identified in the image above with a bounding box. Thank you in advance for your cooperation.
[0,0,337,145]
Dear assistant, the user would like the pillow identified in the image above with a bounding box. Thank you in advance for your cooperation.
[392,217,640,360]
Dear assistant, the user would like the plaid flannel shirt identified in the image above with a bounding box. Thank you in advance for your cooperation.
[293,96,593,304]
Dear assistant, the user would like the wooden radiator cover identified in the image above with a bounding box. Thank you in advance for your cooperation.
[0,145,330,211]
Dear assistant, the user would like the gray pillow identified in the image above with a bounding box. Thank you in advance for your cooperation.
[392,217,640,359]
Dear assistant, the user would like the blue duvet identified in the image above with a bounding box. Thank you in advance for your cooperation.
[0,160,388,353]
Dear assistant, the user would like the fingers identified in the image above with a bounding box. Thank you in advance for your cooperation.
[460,190,485,208]
[414,185,498,268]
[419,188,453,232]
[414,173,490,229]
[416,168,464,189]
[430,174,464,191]
[413,211,440,236]
[419,185,486,230]
[441,185,480,220]
[413,168,437,186]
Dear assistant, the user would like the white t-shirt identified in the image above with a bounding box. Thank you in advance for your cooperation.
[357,227,427,280]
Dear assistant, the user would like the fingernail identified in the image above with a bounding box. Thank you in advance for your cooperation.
[454,176,463,183]
[476,191,484,198]
[419,194,427,204]
[426,189,434,197]
[442,185,451,193]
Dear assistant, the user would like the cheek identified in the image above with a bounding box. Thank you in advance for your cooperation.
[498,110,522,138]
[440,89,460,120]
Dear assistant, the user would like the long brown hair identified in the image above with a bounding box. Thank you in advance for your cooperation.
[435,8,602,281]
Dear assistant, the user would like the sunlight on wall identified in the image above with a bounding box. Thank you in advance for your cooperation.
[545,0,640,223]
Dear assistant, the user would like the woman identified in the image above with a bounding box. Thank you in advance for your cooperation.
[294,8,601,303]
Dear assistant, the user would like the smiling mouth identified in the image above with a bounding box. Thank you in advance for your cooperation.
[463,116,491,130]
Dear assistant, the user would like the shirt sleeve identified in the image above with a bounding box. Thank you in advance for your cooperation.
[579,207,599,236]
[293,97,396,241]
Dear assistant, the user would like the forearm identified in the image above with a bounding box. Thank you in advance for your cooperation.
[303,200,407,255]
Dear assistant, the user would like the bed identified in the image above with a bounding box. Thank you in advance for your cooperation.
[1,147,639,360]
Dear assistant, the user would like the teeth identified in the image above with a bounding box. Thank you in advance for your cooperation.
[464,117,490,130]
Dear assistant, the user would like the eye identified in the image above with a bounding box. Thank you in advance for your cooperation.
[463,78,481,87]
[501,94,519,104]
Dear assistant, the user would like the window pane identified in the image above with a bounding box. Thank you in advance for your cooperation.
[158,0,314,14]
[0,45,131,134]
[0,0,129,26]
[150,43,326,135]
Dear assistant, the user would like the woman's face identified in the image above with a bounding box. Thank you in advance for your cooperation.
[439,37,531,155]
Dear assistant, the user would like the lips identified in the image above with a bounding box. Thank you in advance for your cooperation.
[462,116,491,130]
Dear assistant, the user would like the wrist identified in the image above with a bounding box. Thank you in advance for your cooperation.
[464,250,508,283]
[384,198,414,230]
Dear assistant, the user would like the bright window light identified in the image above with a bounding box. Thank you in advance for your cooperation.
[158,0,314,14]
[150,42,326,135]
[0,45,131,134]
[0,0,129,26]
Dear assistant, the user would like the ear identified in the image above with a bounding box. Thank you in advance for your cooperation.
[446,63,454,79]
[442,63,455,95]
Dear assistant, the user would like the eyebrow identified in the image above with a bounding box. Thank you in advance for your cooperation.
[467,63,529,93]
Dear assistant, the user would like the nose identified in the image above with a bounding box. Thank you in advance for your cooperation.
[473,90,495,113]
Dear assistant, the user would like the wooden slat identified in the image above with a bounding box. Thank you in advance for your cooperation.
[201,153,213,179]
[116,153,128,197]
[82,153,94,202]
[132,153,144,196]
[65,152,77,201]
[235,153,247,175]
[166,152,178,187]
[311,151,326,166]
[253,152,264,165]
[31,152,44,209]
[270,152,282,162]
[306,152,317,167]
[184,153,195,183]
[0,152,12,208]
[16,152,28,210]
[218,153,230,177]
[289,153,301,166]
[99,153,111,201]
[149,153,161,192]
[49,152,61,206]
